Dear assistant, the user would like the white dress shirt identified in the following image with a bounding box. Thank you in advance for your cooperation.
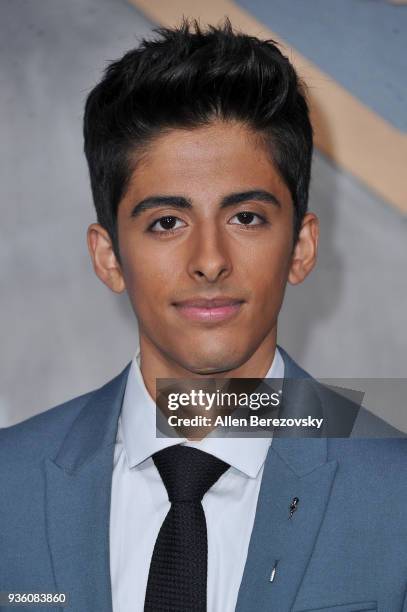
[110,348,284,612]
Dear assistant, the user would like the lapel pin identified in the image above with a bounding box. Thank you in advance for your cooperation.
[289,496,299,518]
[269,560,278,582]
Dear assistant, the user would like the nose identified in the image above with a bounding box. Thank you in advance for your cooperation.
[187,224,232,283]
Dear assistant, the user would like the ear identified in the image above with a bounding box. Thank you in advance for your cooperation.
[87,224,126,294]
[288,212,319,285]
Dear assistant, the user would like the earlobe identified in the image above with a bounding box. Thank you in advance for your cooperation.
[288,213,319,285]
[87,224,126,294]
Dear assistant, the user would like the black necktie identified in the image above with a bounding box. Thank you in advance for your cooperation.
[144,444,230,612]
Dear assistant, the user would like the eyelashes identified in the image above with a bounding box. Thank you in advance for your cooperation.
[148,215,186,233]
[147,211,268,234]
[229,211,267,226]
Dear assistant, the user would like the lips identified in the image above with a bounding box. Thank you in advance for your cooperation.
[173,297,244,323]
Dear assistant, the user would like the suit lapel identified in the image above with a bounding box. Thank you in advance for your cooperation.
[44,364,130,612]
[235,438,338,612]
[235,348,339,612]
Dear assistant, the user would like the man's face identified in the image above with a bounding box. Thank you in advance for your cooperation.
[91,121,317,375]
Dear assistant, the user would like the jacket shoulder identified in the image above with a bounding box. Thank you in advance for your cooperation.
[329,437,407,472]
[0,392,90,467]
[0,366,128,468]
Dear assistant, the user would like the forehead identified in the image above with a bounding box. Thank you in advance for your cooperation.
[125,120,292,206]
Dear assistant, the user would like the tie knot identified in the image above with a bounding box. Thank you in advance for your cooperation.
[152,445,230,503]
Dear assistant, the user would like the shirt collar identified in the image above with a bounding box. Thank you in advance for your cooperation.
[120,347,284,478]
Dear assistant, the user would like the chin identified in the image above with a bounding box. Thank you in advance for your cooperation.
[190,364,238,376]
[178,347,245,376]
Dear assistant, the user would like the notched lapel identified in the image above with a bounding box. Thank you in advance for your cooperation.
[236,438,338,612]
[44,364,130,612]
[45,447,115,612]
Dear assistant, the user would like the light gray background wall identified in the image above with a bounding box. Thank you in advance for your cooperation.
[1,0,406,428]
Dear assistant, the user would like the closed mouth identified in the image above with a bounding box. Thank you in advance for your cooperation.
[172,297,245,323]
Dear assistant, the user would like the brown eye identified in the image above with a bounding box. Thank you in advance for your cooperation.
[237,212,255,224]
[229,211,266,226]
[149,216,186,233]
[158,216,177,229]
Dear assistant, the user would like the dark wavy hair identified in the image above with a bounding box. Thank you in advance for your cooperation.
[83,19,313,261]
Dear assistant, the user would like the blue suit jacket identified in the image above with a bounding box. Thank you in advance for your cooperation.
[1,348,406,612]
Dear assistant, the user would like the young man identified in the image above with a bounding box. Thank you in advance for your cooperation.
[1,20,406,612]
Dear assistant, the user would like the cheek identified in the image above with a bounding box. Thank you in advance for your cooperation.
[251,269,288,312]
[237,236,292,286]
[120,245,180,309]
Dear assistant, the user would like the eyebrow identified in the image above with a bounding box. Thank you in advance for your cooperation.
[129,189,281,218]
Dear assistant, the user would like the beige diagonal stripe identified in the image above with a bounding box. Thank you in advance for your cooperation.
[128,0,407,214]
